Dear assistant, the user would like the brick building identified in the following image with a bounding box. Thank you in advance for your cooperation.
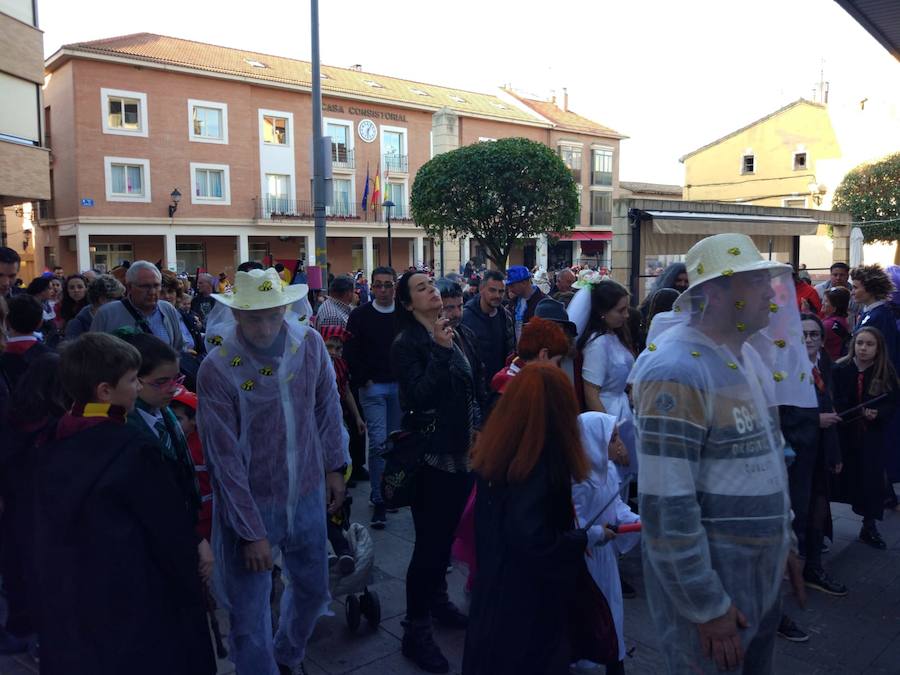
[41,33,623,278]
[1,0,51,279]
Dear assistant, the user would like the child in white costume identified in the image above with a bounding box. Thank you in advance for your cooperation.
[573,412,641,672]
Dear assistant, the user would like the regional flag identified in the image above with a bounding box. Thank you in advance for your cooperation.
[372,167,381,210]
[361,164,370,212]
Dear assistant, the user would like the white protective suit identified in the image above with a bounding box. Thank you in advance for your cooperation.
[573,412,640,663]
[629,236,816,674]
[197,318,344,674]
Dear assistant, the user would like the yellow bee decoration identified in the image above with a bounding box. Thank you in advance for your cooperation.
[258,280,274,292]
[736,322,746,332]
[647,343,657,351]
[773,372,786,382]
[727,362,738,370]
[259,366,274,376]
[697,263,704,275]
[727,247,741,256]
[230,356,242,367]
[241,379,255,391]
[673,305,682,313]
[773,339,786,348]
[691,351,701,358]
[722,269,734,277]
[207,335,223,346]
[800,372,806,381]
[734,300,746,310]
[769,303,779,313]
[298,315,307,323]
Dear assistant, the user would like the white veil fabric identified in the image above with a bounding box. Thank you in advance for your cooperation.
[573,412,640,663]
[567,285,592,340]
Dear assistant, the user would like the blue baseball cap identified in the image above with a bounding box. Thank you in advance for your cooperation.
[506,266,532,285]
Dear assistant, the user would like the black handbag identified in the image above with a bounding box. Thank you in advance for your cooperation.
[381,416,435,509]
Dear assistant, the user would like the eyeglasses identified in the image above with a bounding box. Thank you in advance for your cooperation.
[134,283,162,291]
[141,373,185,390]
[802,331,822,339]
[371,282,395,290]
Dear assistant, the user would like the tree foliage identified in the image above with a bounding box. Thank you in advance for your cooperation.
[410,137,580,270]
[832,152,900,243]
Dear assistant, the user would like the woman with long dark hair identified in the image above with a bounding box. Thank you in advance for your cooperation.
[59,274,88,327]
[463,363,590,675]
[831,326,899,548]
[391,271,476,673]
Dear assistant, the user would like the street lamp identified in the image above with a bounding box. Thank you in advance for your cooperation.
[807,181,827,207]
[383,200,395,267]
[168,188,182,217]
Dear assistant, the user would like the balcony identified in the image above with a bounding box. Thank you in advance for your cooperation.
[332,146,354,170]
[383,154,408,174]
[256,197,358,220]
[591,170,612,187]
[384,203,411,220]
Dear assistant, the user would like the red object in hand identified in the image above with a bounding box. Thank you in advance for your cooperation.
[615,522,642,534]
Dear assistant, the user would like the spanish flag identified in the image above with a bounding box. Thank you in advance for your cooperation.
[372,167,381,210]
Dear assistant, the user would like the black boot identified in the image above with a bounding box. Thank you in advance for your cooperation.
[431,600,468,629]
[401,619,449,673]
[860,521,887,550]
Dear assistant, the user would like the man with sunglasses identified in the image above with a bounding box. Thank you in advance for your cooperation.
[91,260,184,351]
[345,266,402,529]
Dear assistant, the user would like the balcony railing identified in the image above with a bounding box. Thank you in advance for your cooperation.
[383,154,409,173]
[591,171,612,187]
[383,203,411,220]
[256,197,359,220]
[332,146,355,170]
[590,210,612,227]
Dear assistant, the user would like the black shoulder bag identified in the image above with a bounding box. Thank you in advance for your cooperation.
[381,413,435,509]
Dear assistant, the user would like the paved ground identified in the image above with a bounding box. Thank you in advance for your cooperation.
[3,482,899,674]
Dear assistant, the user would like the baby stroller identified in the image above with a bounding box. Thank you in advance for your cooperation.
[327,496,380,632]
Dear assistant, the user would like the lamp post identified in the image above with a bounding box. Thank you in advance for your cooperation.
[168,188,182,218]
[383,200,395,267]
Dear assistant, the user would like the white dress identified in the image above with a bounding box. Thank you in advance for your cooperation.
[581,332,637,482]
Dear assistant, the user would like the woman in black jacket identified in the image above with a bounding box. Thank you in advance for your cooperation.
[391,271,476,674]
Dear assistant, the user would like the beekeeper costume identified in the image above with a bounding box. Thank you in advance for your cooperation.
[628,233,816,674]
[197,267,345,674]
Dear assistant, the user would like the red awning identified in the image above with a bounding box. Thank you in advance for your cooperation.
[559,231,613,241]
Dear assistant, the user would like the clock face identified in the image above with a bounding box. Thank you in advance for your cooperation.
[358,119,377,143]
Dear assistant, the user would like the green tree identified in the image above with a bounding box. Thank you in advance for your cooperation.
[410,137,580,271]
[832,152,900,245]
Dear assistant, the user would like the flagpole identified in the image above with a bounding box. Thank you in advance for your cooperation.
[311,0,327,289]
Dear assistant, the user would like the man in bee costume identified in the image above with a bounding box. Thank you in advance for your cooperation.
[197,267,346,675]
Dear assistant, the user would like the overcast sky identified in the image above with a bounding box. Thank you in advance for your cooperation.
[39,0,900,184]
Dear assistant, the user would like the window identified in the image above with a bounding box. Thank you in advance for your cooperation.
[101,88,148,137]
[363,80,384,88]
[327,121,353,168]
[742,154,755,174]
[783,198,807,208]
[449,95,467,104]
[478,137,497,142]
[385,182,407,218]
[104,157,151,203]
[410,88,430,97]
[793,152,807,171]
[590,191,612,226]
[189,99,228,144]
[249,241,270,263]
[382,127,408,173]
[191,163,231,205]
[176,242,205,274]
[490,102,508,110]
[1,0,35,24]
[263,115,288,144]
[0,73,40,144]
[264,173,291,213]
[560,145,583,183]
[90,243,133,273]
[331,178,353,217]
[591,148,613,186]
[244,59,268,69]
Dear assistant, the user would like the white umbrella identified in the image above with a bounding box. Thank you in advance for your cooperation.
[850,227,865,268]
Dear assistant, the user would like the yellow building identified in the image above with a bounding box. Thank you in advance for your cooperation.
[681,99,840,208]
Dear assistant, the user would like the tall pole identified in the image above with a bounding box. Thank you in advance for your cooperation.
[311,0,327,287]
[387,211,393,268]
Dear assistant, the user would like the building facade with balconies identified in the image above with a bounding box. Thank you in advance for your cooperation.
[1,0,51,279]
[41,33,623,278]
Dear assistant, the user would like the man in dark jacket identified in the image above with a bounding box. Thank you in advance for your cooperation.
[0,247,22,300]
[437,278,488,424]
[461,270,515,382]
[0,296,51,394]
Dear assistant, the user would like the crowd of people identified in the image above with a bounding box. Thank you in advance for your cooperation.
[0,237,898,675]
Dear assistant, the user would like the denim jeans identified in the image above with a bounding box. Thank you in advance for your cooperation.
[358,382,402,505]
